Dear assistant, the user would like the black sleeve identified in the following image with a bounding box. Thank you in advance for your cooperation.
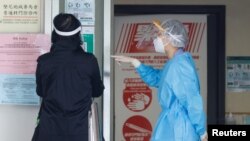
[91,56,104,97]
[36,60,43,97]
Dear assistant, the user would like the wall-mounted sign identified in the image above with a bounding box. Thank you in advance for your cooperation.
[122,115,152,141]
[65,0,95,26]
[227,56,250,92]
[0,34,50,105]
[81,26,94,53]
[0,0,41,33]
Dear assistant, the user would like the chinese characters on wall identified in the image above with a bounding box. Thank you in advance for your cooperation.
[0,0,41,32]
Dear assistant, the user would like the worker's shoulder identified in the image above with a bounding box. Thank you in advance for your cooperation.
[37,52,52,62]
[173,52,195,71]
[173,52,191,64]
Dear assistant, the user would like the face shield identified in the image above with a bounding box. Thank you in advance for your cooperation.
[135,20,170,50]
[151,20,171,53]
[54,26,82,36]
[137,19,188,49]
[53,13,82,36]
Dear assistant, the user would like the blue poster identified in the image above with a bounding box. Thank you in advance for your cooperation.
[0,74,40,105]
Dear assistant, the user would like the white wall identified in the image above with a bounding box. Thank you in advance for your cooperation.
[0,106,38,141]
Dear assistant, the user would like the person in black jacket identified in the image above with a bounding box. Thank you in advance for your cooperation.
[32,13,104,141]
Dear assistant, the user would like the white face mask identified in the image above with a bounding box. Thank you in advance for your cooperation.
[153,37,165,53]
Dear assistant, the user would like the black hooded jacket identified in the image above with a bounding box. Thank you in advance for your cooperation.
[32,40,104,141]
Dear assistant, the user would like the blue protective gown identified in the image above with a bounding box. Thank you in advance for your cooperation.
[136,51,206,141]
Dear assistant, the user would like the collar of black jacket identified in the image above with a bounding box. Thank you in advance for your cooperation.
[50,40,81,52]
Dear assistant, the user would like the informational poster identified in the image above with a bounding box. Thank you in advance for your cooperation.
[0,0,41,33]
[0,34,50,105]
[114,15,207,141]
[227,57,250,92]
[81,26,95,53]
[123,116,152,141]
[65,0,95,26]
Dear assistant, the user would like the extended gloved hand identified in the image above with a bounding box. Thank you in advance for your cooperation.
[111,55,141,68]
[201,132,208,141]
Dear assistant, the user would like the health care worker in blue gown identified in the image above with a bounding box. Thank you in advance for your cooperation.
[112,19,208,141]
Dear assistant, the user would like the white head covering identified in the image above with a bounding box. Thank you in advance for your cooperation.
[54,24,81,36]
[160,19,188,48]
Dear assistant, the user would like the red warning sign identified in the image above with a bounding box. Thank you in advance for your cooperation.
[123,78,152,112]
[123,115,152,141]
